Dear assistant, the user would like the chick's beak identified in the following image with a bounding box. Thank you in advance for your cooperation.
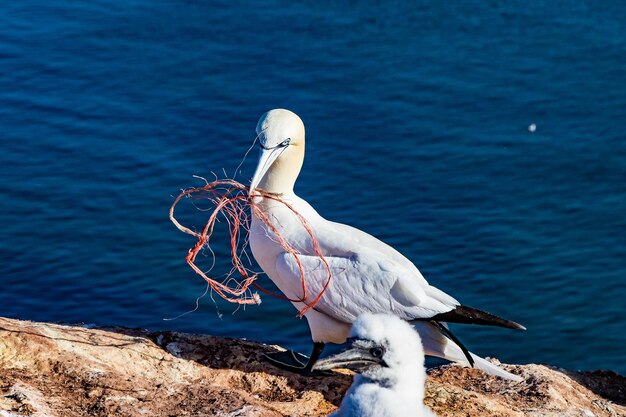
[312,348,381,372]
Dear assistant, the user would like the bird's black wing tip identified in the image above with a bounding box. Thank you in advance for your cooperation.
[432,305,526,331]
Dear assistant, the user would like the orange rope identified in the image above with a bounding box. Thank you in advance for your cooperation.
[169,179,332,316]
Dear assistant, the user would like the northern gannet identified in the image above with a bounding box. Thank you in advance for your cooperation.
[248,109,524,380]
[314,313,437,417]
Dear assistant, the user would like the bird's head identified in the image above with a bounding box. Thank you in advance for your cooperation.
[249,109,305,195]
[313,314,426,384]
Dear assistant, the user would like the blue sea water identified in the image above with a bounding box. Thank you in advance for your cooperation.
[1,1,625,374]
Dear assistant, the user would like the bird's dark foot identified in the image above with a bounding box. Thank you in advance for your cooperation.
[263,342,330,376]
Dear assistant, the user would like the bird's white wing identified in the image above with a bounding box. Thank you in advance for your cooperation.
[275,251,457,323]
[323,220,429,285]
[289,195,428,286]
[282,196,459,309]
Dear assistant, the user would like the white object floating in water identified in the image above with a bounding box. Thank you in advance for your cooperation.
[315,314,437,417]
[528,123,537,132]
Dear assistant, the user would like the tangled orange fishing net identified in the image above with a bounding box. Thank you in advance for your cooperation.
[169,178,331,316]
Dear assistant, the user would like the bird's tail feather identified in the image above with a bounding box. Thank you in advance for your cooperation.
[413,322,522,382]
[469,353,523,382]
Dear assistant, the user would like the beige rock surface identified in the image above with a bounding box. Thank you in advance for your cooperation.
[0,317,623,417]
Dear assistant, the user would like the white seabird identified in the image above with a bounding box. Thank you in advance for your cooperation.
[314,313,437,417]
[248,109,524,380]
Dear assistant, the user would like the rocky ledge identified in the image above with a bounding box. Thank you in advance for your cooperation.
[0,317,623,417]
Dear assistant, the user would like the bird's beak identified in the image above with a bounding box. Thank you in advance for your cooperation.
[249,147,283,195]
[312,348,381,372]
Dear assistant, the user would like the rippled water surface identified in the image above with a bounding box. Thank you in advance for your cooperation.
[1,1,625,373]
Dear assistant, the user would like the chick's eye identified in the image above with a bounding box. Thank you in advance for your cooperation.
[370,347,384,358]
[280,138,291,147]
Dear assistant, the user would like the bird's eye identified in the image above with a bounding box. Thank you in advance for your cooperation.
[280,138,291,147]
[370,347,384,358]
